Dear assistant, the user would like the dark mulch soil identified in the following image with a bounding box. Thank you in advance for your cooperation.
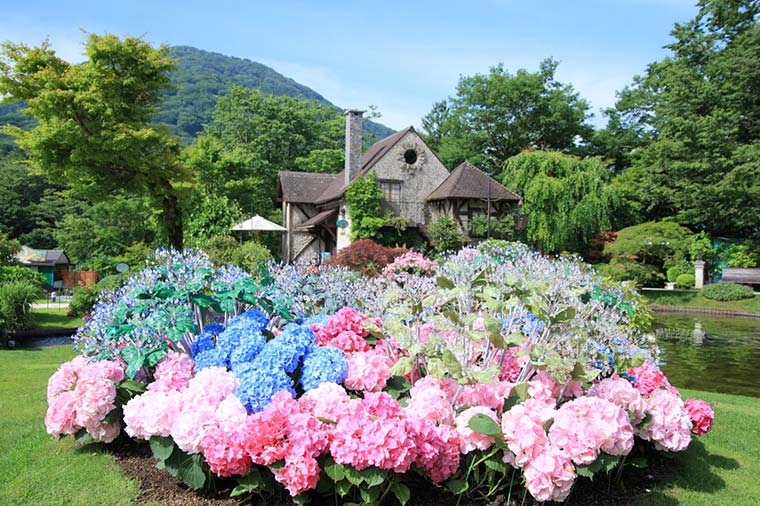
[107,437,681,506]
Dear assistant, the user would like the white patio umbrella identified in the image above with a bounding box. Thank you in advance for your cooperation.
[231,215,286,241]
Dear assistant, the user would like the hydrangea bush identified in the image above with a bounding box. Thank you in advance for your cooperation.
[45,242,714,504]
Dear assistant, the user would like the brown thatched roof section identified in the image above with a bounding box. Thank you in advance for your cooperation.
[276,171,340,203]
[427,161,521,202]
[314,127,412,205]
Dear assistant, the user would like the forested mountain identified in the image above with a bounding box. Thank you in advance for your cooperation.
[0,45,395,147]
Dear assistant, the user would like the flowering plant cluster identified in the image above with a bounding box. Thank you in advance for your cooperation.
[45,243,715,504]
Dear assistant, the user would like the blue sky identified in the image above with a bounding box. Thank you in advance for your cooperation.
[1,0,698,130]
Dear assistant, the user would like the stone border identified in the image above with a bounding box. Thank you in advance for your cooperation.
[649,304,760,319]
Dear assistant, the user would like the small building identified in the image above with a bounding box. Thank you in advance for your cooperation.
[276,110,522,263]
[16,246,70,288]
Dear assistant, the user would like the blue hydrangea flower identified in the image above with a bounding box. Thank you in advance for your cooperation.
[204,322,225,336]
[300,345,347,391]
[229,310,270,332]
[235,366,295,413]
[277,323,316,355]
[229,329,266,370]
[253,340,303,373]
[300,314,328,326]
[190,332,214,358]
[193,347,228,370]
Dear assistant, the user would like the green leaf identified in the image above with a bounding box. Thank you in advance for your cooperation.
[426,357,446,378]
[390,356,414,377]
[74,428,93,444]
[446,479,469,495]
[468,413,501,437]
[551,306,577,324]
[391,482,411,505]
[503,332,528,347]
[576,464,596,480]
[145,348,167,367]
[149,436,175,462]
[442,349,463,376]
[344,465,363,486]
[334,479,352,497]
[571,362,600,383]
[359,467,386,487]
[179,455,207,490]
[513,382,529,400]
[121,345,145,379]
[360,486,380,505]
[323,459,345,482]
[119,380,146,394]
[437,276,455,290]
[484,458,508,473]
[383,376,410,399]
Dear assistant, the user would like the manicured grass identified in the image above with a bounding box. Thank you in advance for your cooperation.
[634,388,760,506]
[642,290,760,314]
[0,345,139,506]
[29,307,85,329]
[2,345,758,506]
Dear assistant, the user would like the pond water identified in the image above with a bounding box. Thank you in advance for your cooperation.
[652,312,760,398]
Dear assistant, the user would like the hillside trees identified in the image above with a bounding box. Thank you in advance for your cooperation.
[502,150,621,254]
[603,0,760,236]
[0,34,189,249]
[422,59,594,173]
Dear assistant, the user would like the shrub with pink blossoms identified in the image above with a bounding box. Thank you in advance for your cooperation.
[639,388,693,452]
[45,356,124,443]
[344,349,392,392]
[684,398,714,435]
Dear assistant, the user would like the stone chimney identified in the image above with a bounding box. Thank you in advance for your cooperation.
[344,109,363,186]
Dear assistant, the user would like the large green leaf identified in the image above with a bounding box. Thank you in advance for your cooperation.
[468,413,502,437]
[149,436,175,462]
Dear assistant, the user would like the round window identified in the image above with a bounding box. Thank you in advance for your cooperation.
[403,149,418,165]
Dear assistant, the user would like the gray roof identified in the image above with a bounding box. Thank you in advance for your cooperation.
[314,127,413,205]
[427,161,521,202]
[276,171,340,204]
[16,247,70,266]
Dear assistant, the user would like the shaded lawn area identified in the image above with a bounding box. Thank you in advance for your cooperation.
[1,345,758,506]
[642,290,760,314]
[29,306,85,329]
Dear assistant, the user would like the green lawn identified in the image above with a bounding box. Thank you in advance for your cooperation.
[29,307,85,329]
[1,345,758,506]
[0,345,139,506]
[642,290,760,314]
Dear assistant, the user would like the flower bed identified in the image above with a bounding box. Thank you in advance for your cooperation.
[45,242,714,504]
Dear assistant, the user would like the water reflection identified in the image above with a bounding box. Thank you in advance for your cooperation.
[652,313,760,398]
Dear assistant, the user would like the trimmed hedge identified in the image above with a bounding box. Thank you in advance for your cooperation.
[675,273,695,289]
[702,281,754,301]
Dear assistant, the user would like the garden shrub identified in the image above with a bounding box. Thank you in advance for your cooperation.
[598,257,664,287]
[205,236,272,274]
[429,216,466,253]
[0,281,43,330]
[666,260,692,283]
[675,273,695,289]
[0,232,20,266]
[68,286,98,317]
[0,265,47,288]
[469,214,515,240]
[702,281,754,301]
[325,239,406,276]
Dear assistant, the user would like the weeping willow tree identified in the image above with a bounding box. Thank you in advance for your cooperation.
[501,150,620,254]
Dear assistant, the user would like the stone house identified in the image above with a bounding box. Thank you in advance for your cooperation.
[275,110,521,263]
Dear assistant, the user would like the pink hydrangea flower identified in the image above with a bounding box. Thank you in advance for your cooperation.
[501,399,554,467]
[522,446,576,503]
[310,307,374,352]
[684,398,714,435]
[344,349,392,392]
[627,360,677,396]
[455,406,498,454]
[148,352,194,392]
[200,396,251,477]
[588,375,647,424]
[640,389,692,451]
[123,389,182,439]
[457,380,514,411]
[45,356,124,443]
[405,376,455,425]
[549,396,634,465]
[528,370,562,404]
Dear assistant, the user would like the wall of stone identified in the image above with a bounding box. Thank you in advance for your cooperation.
[370,130,450,226]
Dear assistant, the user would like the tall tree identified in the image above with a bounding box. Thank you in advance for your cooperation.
[183,85,344,216]
[502,150,621,254]
[422,59,593,173]
[0,34,189,248]
[606,0,760,236]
